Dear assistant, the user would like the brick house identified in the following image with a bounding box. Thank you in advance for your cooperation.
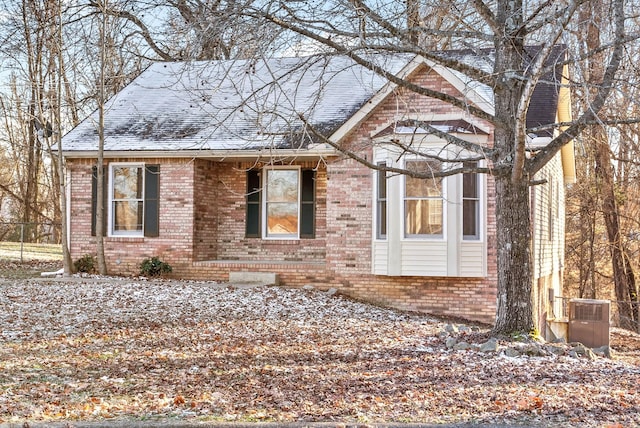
[61,51,574,328]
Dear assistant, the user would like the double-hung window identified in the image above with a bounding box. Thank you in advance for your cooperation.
[111,165,144,235]
[91,163,160,237]
[462,162,480,240]
[376,162,387,239]
[245,167,316,239]
[265,168,299,238]
[404,160,443,238]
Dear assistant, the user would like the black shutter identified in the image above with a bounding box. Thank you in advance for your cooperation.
[144,165,160,237]
[91,165,107,237]
[300,169,316,238]
[246,169,261,238]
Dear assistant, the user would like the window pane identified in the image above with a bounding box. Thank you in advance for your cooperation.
[376,164,387,239]
[377,167,387,199]
[113,166,142,199]
[267,170,298,202]
[404,160,443,237]
[377,201,387,237]
[267,202,298,235]
[405,200,442,235]
[265,169,299,237]
[463,200,478,238]
[113,201,143,231]
[405,160,441,197]
[463,171,477,198]
[462,163,479,240]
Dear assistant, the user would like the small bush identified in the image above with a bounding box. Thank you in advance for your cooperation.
[140,256,172,277]
[74,254,96,273]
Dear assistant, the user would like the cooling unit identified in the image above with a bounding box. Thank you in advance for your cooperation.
[568,299,610,348]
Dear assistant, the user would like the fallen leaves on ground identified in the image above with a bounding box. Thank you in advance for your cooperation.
[0,275,638,427]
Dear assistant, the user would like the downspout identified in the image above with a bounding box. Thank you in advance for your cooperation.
[558,62,576,184]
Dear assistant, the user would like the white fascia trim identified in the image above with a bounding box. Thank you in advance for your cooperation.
[369,113,491,138]
[372,132,489,146]
[422,57,495,116]
[526,136,553,153]
[61,147,339,160]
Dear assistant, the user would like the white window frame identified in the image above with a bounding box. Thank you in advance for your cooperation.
[262,166,301,240]
[108,162,145,237]
[462,162,482,241]
[375,162,388,240]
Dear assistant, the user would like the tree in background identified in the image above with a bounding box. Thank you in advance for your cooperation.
[93,0,285,61]
[564,1,640,330]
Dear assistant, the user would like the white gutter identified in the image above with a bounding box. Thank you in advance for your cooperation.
[60,147,340,160]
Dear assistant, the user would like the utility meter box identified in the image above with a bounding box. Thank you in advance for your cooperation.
[568,299,610,348]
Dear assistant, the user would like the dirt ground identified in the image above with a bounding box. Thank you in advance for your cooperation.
[0,261,638,427]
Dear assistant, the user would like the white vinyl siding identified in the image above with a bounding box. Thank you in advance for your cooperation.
[532,153,565,281]
[460,242,486,276]
[372,241,388,275]
[401,241,448,276]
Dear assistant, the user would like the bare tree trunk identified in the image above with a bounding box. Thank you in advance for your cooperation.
[491,0,534,335]
[95,0,108,275]
[55,0,72,274]
[493,175,534,333]
[406,0,419,45]
[594,136,639,329]
[578,196,597,299]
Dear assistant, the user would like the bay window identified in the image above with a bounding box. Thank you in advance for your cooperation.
[372,154,486,277]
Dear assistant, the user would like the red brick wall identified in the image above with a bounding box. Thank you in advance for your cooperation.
[67,158,196,275]
[193,159,218,261]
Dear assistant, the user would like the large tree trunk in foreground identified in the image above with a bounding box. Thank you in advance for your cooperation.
[493,175,534,334]
[491,1,533,334]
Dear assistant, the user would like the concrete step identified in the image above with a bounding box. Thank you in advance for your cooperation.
[228,271,279,286]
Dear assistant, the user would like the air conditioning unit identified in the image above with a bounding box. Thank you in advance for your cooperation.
[568,299,610,348]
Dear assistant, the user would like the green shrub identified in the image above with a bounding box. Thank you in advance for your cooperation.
[74,254,96,273]
[140,256,172,277]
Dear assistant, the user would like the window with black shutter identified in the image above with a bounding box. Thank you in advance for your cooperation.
[245,167,316,239]
[91,163,160,237]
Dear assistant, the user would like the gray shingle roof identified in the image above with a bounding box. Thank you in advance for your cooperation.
[61,48,565,155]
[62,55,410,153]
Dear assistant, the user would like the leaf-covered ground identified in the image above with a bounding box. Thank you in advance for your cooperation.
[0,273,638,427]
